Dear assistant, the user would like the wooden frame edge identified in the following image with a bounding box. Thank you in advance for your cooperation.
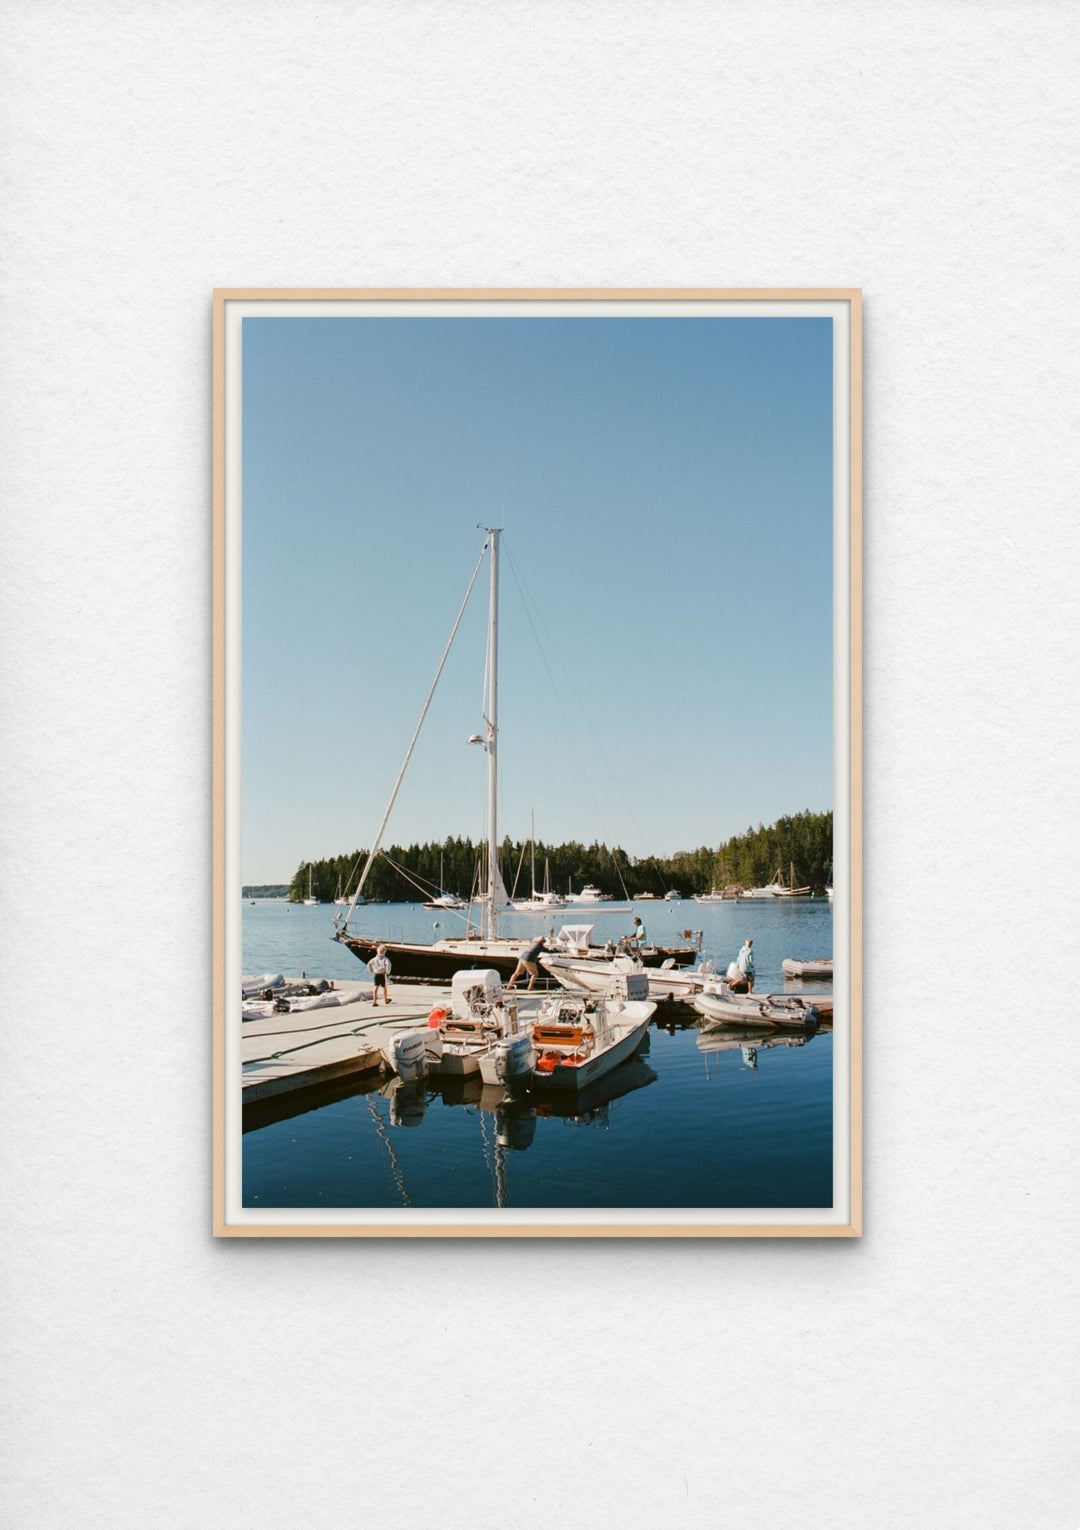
[212,288,863,1240]
[213,1224,862,1238]
[848,291,864,1238]
[212,291,227,1236]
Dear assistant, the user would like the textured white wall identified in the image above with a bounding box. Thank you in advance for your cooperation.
[1,3,1077,1527]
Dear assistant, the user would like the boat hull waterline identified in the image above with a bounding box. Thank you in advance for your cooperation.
[692,989,820,1031]
[337,932,700,982]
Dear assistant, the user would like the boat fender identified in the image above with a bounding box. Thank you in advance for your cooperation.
[427,1007,448,1028]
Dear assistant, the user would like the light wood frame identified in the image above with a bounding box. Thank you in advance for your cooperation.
[213,288,862,1238]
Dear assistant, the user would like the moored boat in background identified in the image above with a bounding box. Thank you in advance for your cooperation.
[781,957,833,980]
[693,986,820,1030]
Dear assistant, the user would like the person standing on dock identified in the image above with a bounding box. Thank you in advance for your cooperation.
[507,935,546,990]
[628,916,647,948]
[369,945,392,1005]
[736,937,755,994]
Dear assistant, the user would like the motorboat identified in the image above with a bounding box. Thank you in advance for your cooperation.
[540,950,721,1003]
[546,922,701,970]
[781,957,833,979]
[566,882,607,904]
[664,889,681,901]
[380,970,534,1085]
[692,986,820,1030]
[526,972,655,1092]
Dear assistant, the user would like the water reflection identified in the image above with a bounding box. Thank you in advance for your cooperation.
[696,1022,821,1077]
[379,1052,659,1140]
[376,1068,661,1208]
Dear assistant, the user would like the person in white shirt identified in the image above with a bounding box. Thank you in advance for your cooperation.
[736,937,755,994]
[369,945,392,1005]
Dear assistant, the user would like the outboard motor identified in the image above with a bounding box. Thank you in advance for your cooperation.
[485,1031,535,1087]
[383,1028,430,1083]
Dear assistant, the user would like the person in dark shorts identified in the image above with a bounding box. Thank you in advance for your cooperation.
[369,944,392,1004]
[507,935,546,990]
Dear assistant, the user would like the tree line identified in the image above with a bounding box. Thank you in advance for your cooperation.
[288,811,833,903]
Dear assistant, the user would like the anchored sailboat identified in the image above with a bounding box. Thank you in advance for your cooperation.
[333,528,699,980]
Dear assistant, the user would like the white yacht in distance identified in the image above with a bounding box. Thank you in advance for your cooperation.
[566,882,606,904]
[664,889,681,901]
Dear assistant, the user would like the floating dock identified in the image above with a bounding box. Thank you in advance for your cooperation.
[240,976,835,1116]
[241,983,457,1107]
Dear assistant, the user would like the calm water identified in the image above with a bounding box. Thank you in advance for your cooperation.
[241,897,834,1210]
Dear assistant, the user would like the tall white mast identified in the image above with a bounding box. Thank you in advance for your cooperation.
[485,527,501,938]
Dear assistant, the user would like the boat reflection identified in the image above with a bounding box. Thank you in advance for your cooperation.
[531,1054,657,1126]
[696,1022,820,1074]
[379,1051,659,1138]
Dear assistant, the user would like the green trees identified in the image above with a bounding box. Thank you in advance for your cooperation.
[287,810,833,902]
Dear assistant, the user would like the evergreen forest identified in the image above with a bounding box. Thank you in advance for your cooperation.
[286,810,833,904]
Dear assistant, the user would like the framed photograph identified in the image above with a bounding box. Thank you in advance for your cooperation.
[214,288,862,1237]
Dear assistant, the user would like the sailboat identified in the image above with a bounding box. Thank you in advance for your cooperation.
[422,852,466,910]
[511,814,567,912]
[303,864,317,906]
[333,529,699,980]
[770,862,812,899]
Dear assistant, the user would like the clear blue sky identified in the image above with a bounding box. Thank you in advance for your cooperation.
[241,315,833,883]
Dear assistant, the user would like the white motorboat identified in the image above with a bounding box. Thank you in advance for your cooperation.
[541,951,721,1003]
[566,882,607,904]
[781,957,833,980]
[526,973,655,1092]
[664,889,681,901]
[546,922,701,969]
[692,986,820,1030]
[381,970,534,1084]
